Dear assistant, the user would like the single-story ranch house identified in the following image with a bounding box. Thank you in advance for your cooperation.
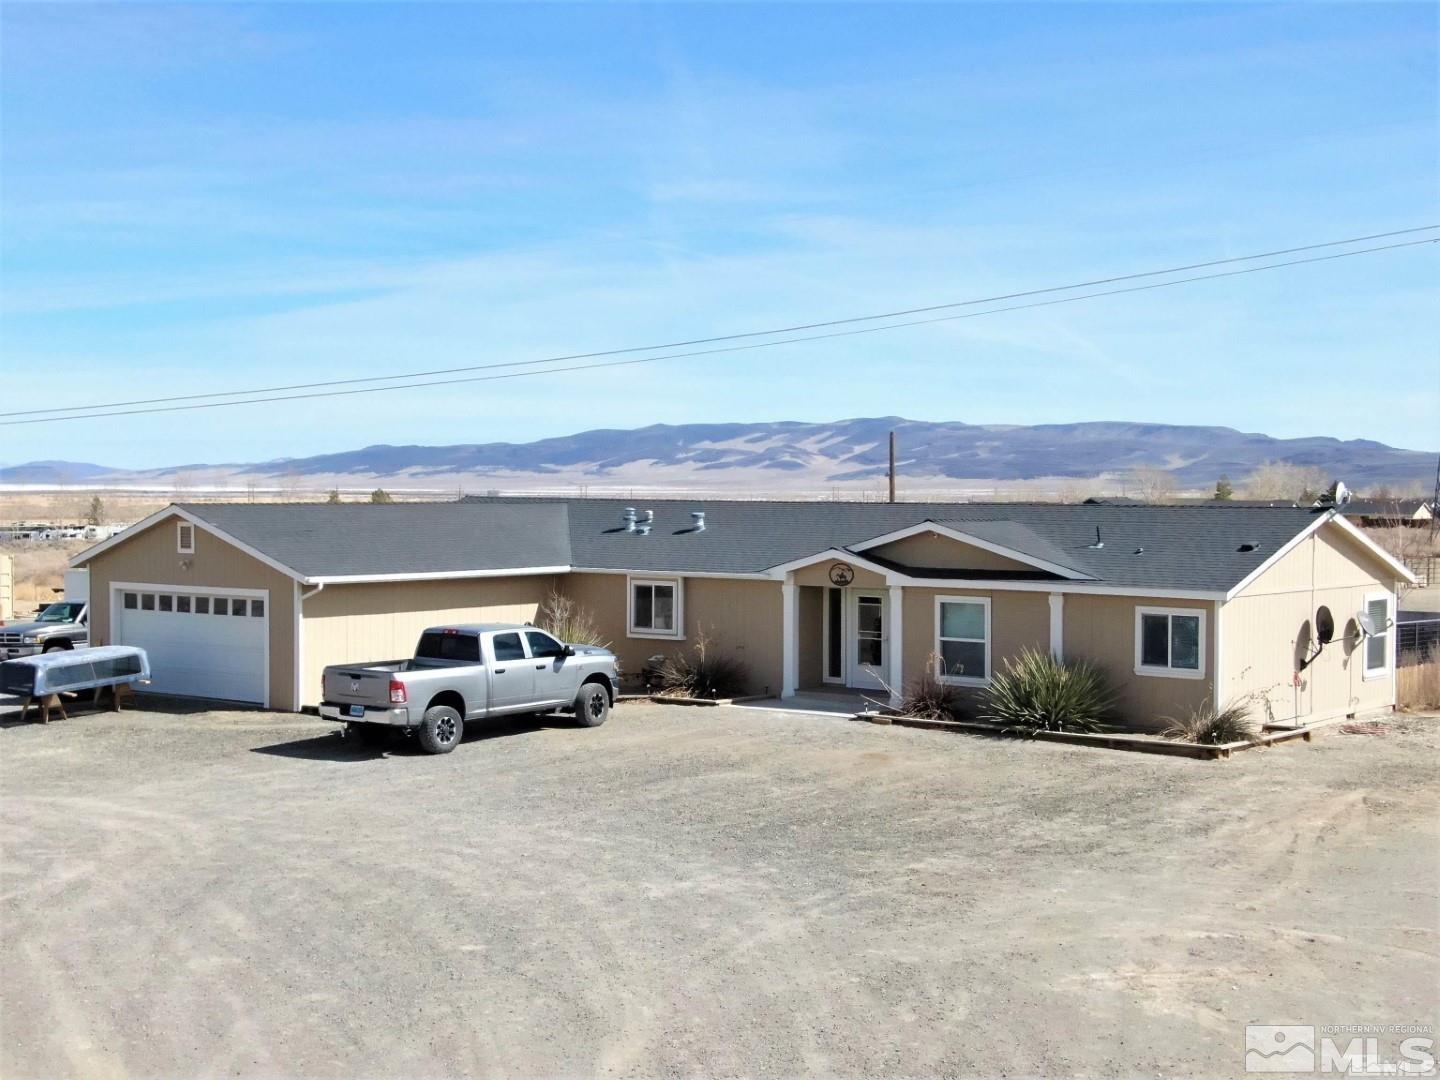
[70,497,1414,729]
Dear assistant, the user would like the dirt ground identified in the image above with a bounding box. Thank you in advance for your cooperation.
[1,700,1436,1079]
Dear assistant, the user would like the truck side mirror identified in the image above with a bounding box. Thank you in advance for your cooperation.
[562,645,575,657]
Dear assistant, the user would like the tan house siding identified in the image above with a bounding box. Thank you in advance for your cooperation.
[868,532,1040,573]
[1220,522,1399,725]
[299,575,559,709]
[559,573,784,696]
[899,587,1050,701]
[791,559,886,589]
[1063,594,1214,731]
[1233,526,1398,597]
[80,516,299,710]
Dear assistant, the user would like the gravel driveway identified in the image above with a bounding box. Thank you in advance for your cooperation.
[2,700,1436,1078]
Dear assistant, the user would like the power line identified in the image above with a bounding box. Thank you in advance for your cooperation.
[4,236,1434,427]
[5,224,1435,420]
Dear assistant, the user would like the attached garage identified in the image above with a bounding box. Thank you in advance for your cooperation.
[112,584,268,704]
[71,502,571,712]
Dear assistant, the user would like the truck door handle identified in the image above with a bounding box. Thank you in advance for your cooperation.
[494,668,506,674]
[535,664,546,670]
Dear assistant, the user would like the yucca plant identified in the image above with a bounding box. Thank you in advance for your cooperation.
[980,648,1114,736]
[1163,701,1258,745]
[899,658,967,721]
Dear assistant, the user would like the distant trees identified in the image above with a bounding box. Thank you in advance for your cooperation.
[1126,467,1176,504]
[326,489,342,504]
[369,488,394,504]
[1243,462,1330,503]
[1213,476,1234,501]
[85,496,107,525]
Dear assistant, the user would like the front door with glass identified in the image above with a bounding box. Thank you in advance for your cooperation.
[847,592,887,690]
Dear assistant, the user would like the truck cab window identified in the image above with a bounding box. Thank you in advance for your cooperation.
[525,631,565,658]
[491,633,526,662]
[416,632,481,663]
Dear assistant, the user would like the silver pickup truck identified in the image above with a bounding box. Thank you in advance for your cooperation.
[318,623,621,754]
[0,601,90,660]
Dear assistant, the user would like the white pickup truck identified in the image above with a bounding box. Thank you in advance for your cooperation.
[318,623,621,754]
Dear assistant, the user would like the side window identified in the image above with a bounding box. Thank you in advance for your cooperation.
[935,597,989,684]
[1135,608,1205,677]
[629,578,681,637]
[177,522,195,554]
[491,633,526,662]
[525,631,565,659]
[1363,596,1390,676]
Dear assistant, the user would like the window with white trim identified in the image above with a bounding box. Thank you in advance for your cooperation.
[177,522,195,554]
[1363,594,1390,677]
[1135,607,1205,678]
[629,578,681,638]
[934,596,990,685]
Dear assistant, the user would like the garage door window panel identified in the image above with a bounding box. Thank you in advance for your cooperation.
[176,595,191,613]
[195,597,209,615]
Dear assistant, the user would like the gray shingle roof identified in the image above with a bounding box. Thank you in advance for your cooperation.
[549,498,1323,591]
[180,502,570,577]
[175,497,1334,593]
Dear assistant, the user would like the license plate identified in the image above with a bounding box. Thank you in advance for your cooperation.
[348,704,365,718]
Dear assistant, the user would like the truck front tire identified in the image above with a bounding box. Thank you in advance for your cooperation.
[417,705,463,754]
[574,683,610,728]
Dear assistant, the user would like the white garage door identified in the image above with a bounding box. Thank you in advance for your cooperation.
[114,585,268,705]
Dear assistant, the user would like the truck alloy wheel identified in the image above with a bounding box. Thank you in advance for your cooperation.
[574,684,609,728]
[417,706,463,754]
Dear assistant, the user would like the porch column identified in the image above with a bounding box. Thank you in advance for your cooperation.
[888,584,904,706]
[1048,592,1064,660]
[781,575,798,698]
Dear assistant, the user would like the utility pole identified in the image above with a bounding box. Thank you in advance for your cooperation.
[888,430,897,503]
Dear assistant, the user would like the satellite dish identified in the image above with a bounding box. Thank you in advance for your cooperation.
[1357,609,1380,637]
[1333,481,1352,507]
[1315,606,1335,645]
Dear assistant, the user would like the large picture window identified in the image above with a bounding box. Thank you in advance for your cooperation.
[1135,607,1205,678]
[934,596,990,686]
[629,578,682,638]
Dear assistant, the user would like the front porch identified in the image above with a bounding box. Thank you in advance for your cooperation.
[783,580,906,705]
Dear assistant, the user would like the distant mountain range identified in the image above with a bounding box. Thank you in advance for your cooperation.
[2,417,1434,493]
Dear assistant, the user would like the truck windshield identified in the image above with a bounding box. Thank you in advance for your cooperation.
[415,632,481,663]
[37,603,84,623]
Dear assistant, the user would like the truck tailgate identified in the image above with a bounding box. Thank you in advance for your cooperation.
[323,665,401,708]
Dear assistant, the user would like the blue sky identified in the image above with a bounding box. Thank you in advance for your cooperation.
[2,2,1436,469]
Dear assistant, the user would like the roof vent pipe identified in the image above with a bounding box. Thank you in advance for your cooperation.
[642,509,655,524]
[691,511,706,532]
[622,507,638,532]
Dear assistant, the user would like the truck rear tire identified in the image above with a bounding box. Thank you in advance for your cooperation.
[574,683,610,728]
[416,706,463,754]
